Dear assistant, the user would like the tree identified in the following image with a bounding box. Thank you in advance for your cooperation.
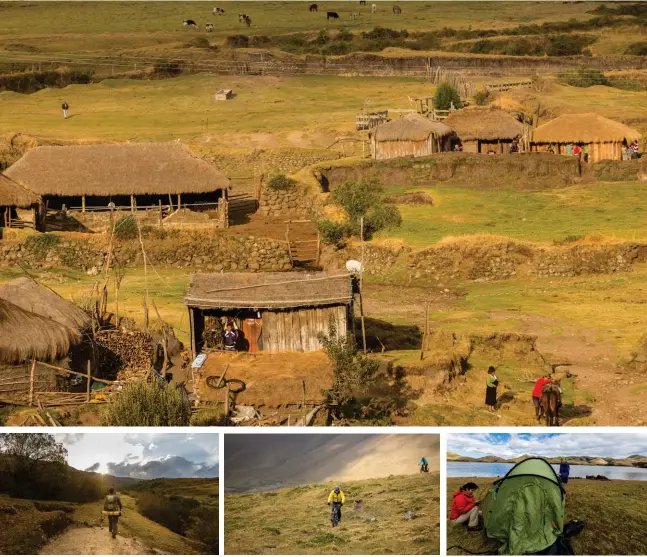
[433,82,462,110]
[0,433,67,471]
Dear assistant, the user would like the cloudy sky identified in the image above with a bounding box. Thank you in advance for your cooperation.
[54,433,219,479]
[448,433,647,459]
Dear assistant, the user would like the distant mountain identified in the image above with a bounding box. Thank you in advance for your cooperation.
[449,453,647,467]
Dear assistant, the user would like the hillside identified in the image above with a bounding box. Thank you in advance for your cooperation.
[447,476,647,555]
[226,473,440,555]
[225,434,439,492]
[447,452,647,467]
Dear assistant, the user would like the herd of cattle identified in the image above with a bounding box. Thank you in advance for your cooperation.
[182,2,403,31]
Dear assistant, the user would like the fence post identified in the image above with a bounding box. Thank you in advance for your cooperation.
[86,360,91,402]
[29,359,36,407]
[159,199,163,229]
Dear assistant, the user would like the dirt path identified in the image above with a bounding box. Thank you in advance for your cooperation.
[40,527,150,555]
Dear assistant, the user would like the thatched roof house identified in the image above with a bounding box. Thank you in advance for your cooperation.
[445,106,523,153]
[531,113,641,162]
[0,298,80,365]
[0,278,91,333]
[4,142,231,210]
[370,113,455,160]
[185,271,354,354]
[0,174,41,229]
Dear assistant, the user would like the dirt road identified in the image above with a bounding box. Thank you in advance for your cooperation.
[40,527,150,555]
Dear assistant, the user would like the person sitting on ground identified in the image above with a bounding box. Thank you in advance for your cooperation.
[485,366,498,412]
[419,456,429,473]
[223,321,238,351]
[327,486,345,522]
[532,373,553,419]
[450,482,482,530]
[559,457,570,485]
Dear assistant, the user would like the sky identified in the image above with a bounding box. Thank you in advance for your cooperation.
[54,433,219,479]
[448,433,647,459]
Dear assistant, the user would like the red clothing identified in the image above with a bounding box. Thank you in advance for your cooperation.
[532,377,552,398]
[450,489,476,520]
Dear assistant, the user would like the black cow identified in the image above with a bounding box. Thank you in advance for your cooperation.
[327,11,340,20]
[183,19,198,28]
[393,5,402,14]
[309,3,318,12]
[360,0,366,4]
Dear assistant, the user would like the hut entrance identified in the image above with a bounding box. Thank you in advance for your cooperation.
[198,309,262,354]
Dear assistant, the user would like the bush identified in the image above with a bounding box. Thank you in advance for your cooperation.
[267,174,297,191]
[250,35,271,46]
[311,29,330,46]
[361,27,408,40]
[189,507,219,554]
[225,35,250,48]
[364,203,402,238]
[184,36,211,49]
[137,492,200,536]
[433,82,462,110]
[337,28,354,42]
[317,220,349,248]
[151,59,183,78]
[545,34,595,56]
[24,233,59,257]
[332,178,380,221]
[114,215,138,240]
[625,42,647,56]
[558,68,608,87]
[473,89,491,106]
[323,42,352,55]
[103,381,191,426]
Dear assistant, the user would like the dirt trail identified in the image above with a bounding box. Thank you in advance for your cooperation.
[40,527,150,555]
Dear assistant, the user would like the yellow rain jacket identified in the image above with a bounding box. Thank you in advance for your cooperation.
[328,489,345,504]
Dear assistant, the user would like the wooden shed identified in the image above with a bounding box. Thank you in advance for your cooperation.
[445,106,523,153]
[185,272,354,356]
[530,113,641,163]
[215,89,233,101]
[369,113,455,160]
[0,173,41,231]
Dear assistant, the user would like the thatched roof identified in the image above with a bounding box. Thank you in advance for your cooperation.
[373,113,454,142]
[0,174,40,207]
[0,277,91,332]
[532,113,642,144]
[445,106,523,141]
[4,142,231,197]
[185,272,353,310]
[0,298,80,364]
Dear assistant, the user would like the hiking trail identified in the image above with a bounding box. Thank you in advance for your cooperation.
[39,527,150,555]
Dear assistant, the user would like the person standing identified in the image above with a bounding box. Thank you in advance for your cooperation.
[532,373,553,419]
[62,100,69,119]
[559,457,570,485]
[485,366,498,412]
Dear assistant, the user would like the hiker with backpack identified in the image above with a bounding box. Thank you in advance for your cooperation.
[450,482,482,530]
[559,457,570,485]
[102,487,123,539]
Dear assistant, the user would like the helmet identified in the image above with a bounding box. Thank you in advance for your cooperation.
[334,486,340,493]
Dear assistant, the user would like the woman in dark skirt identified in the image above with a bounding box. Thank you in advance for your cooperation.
[485,366,498,412]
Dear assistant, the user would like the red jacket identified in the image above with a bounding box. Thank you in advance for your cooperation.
[450,489,476,520]
[532,377,552,398]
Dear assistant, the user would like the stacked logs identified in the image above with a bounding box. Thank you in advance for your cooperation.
[95,329,155,379]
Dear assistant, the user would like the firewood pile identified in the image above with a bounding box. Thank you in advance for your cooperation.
[95,329,155,379]
[202,315,224,350]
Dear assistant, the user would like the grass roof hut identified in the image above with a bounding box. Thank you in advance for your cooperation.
[0,173,41,231]
[445,106,523,154]
[0,277,91,333]
[530,113,641,162]
[369,113,455,160]
[185,271,353,355]
[4,142,231,213]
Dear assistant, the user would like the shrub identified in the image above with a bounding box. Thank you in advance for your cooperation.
[473,89,491,106]
[332,178,381,222]
[625,42,647,56]
[545,34,595,56]
[323,42,352,55]
[137,492,200,535]
[558,68,608,87]
[225,35,250,48]
[184,36,211,49]
[189,507,219,554]
[190,406,227,426]
[114,215,138,240]
[267,174,297,191]
[311,29,330,46]
[24,233,59,257]
[151,59,183,78]
[250,35,271,46]
[364,203,402,238]
[103,381,191,426]
[317,219,349,248]
[433,82,462,110]
[337,28,354,42]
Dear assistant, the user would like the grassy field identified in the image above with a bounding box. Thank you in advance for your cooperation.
[447,477,647,555]
[225,473,440,555]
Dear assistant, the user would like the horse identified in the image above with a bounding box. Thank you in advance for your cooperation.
[309,3,318,12]
[538,383,561,426]
[393,5,402,14]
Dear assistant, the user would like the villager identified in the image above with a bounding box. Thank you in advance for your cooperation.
[223,321,238,351]
[572,144,582,159]
[565,143,574,157]
[547,144,555,154]
[622,145,628,161]
[450,482,482,530]
[485,366,498,412]
[559,457,570,485]
[62,101,69,119]
[583,144,589,163]
[532,374,552,419]
[509,139,519,153]
[632,139,640,156]
[627,145,634,160]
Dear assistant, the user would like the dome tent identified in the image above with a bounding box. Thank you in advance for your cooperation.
[482,457,565,555]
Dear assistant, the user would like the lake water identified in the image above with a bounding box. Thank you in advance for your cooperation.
[448,461,647,481]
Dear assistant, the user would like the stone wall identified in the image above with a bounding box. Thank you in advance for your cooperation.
[0,232,292,273]
[258,185,311,218]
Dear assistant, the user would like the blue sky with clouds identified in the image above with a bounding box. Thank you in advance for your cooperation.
[54,433,219,479]
[448,433,647,459]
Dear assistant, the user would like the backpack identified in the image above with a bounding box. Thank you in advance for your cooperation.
[104,494,117,512]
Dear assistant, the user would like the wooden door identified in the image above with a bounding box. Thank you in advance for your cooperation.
[243,318,263,353]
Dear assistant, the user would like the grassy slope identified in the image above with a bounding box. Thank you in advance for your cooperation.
[225,473,440,555]
[447,477,647,555]
[126,477,220,504]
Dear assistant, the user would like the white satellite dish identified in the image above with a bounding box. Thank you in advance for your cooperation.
[346,260,364,274]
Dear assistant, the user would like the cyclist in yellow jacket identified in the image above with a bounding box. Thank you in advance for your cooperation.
[327,486,345,524]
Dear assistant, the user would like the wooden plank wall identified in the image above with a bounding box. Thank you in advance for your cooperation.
[262,305,348,353]
[0,363,57,405]
[531,141,623,162]
[372,135,448,160]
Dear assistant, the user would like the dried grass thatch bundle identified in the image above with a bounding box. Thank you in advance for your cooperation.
[0,298,80,364]
[0,174,40,207]
[532,113,641,144]
[0,277,91,332]
[445,105,523,141]
[373,113,454,142]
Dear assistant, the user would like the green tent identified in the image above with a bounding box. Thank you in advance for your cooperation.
[483,457,565,555]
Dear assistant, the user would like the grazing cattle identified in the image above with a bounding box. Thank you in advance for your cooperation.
[205,23,214,32]
[309,3,318,12]
[212,7,225,15]
[360,0,366,4]
[371,4,377,13]
[183,19,198,28]
[244,15,252,27]
[327,11,340,20]
[393,5,402,14]
[238,13,246,22]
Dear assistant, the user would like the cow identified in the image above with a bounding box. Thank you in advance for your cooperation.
[238,13,246,23]
[212,7,225,15]
[371,4,377,13]
[327,11,340,20]
[309,3,318,12]
[393,5,402,14]
[360,0,366,4]
[205,23,214,32]
[183,19,198,28]
[244,15,252,27]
